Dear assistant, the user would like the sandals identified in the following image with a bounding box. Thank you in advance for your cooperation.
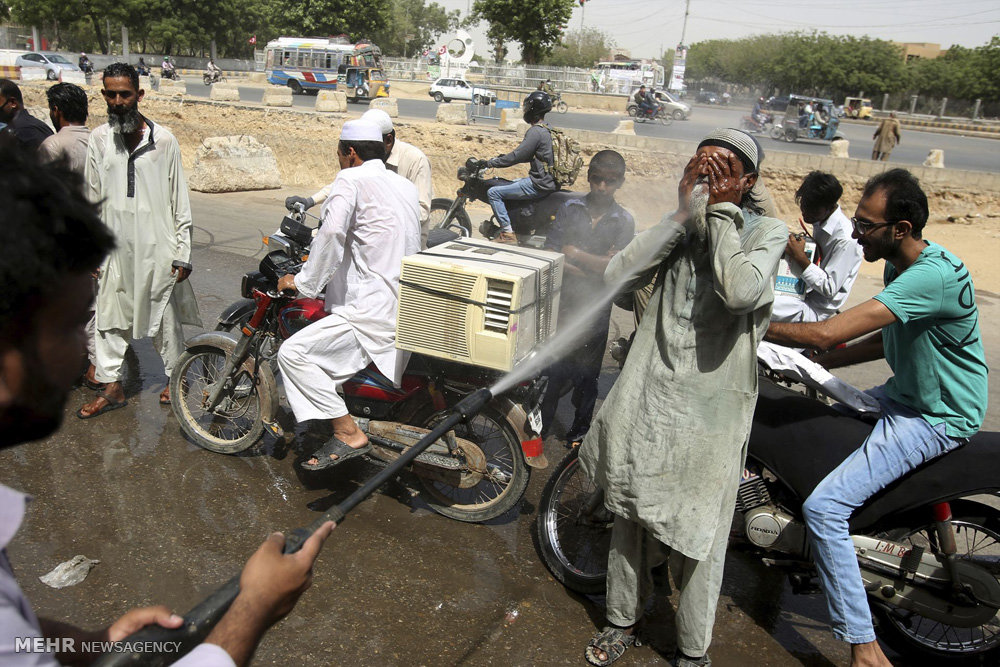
[585,626,638,666]
[301,436,371,471]
[76,393,127,420]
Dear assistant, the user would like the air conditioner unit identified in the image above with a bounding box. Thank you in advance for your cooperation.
[396,238,563,372]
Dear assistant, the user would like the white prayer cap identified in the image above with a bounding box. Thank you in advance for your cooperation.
[360,109,394,135]
[340,120,382,142]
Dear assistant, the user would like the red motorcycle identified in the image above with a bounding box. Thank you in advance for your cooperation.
[169,211,547,522]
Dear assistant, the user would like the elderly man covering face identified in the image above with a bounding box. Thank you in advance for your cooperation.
[580,129,787,667]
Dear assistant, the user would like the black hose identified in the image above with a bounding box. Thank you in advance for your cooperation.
[93,388,492,666]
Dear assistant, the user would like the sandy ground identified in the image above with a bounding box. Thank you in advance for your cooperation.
[23,85,1000,293]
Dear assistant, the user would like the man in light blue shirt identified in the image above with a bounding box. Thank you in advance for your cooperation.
[767,168,988,667]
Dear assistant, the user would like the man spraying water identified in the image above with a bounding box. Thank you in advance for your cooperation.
[579,129,787,667]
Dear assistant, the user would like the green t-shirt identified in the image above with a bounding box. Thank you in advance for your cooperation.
[873,242,988,437]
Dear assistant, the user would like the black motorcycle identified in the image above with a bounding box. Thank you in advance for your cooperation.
[430,157,582,247]
[536,375,1000,664]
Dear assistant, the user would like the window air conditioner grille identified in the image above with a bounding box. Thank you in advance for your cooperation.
[484,279,514,333]
[397,265,478,357]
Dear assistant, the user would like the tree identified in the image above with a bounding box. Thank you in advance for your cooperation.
[270,0,390,43]
[470,0,574,64]
[373,0,460,57]
[545,27,613,68]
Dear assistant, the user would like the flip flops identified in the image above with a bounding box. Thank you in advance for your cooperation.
[301,436,372,471]
[76,393,127,420]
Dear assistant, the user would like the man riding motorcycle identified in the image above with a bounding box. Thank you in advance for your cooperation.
[633,85,659,119]
[161,56,176,80]
[78,53,93,74]
[205,58,221,82]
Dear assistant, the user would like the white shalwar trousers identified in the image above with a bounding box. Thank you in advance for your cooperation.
[769,293,822,323]
[276,315,371,422]
[93,298,185,383]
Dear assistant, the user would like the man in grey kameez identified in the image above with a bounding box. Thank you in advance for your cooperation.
[78,63,201,419]
[581,129,787,667]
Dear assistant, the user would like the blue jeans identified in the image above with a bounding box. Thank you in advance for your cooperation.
[487,177,542,233]
[801,386,966,643]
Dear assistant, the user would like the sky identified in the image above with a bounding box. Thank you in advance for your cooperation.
[433,0,1000,61]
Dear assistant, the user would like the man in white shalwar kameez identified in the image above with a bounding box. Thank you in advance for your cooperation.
[276,120,421,470]
[78,63,201,419]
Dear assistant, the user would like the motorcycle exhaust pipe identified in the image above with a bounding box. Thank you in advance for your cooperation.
[93,388,493,667]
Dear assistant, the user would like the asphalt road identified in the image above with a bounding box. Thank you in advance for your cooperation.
[7,188,998,666]
[180,78,1000,174]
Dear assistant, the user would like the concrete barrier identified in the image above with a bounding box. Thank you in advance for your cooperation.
[59,70,87,86]
[924,149,945,168]
[262,85,293,108]
[613,120,635,135]
[188,135,281,193]
[209,85,240,102]
[315,90,347,113]
[139,75,152,91]
[20,68,48,81]
[158,80,186,96]
[436,102,469,125]
[0,65,19,79]
[368,96,398,117]
[830,139,850,158]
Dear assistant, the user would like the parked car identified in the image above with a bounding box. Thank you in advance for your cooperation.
[15,52,80,80]
[428,77,497,104]
[653,89,691,120]
[696,90,718,104]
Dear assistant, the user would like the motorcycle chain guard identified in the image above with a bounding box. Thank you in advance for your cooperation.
[854,534,1000,628]
[360,419,487,489]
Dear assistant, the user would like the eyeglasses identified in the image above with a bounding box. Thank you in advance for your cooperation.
[851,217,895,236]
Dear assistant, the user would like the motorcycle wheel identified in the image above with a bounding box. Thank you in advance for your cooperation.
[203,74,211,85]
[657,112,674,126]
[416,403,529,523]
[556,100,568,114]
[784,129,797,143]
[430,197,472,237]
[171,345,265,454]
[874,500,1000,664]
[769,126,783,140]
[535,448,611,594]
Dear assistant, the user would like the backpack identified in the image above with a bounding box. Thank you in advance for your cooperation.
[545,125,583,188]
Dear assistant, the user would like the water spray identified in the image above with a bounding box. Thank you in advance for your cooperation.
[93,388,492,667]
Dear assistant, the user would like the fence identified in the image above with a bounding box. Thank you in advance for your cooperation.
[381,57,597,93]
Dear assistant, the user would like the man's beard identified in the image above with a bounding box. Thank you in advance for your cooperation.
[687,179,710,240]
[108,105,141,134]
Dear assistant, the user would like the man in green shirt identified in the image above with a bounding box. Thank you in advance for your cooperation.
[767,168,988,667]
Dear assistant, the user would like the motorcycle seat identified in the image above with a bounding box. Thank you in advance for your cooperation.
[511,190,584,236]
[750,378,1000,532]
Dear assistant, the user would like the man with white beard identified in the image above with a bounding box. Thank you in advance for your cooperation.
[581,129,787,667]
[78,62,201,419]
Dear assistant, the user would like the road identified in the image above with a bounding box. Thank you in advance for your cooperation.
[6,187,999,666]
[180,78,1000,174]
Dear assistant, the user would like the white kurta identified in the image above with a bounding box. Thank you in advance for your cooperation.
[85,120,201,338]
[279,159,421,421]
[311,139,433,247]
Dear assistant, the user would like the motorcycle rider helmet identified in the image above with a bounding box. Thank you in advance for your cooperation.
[522,90,553,123]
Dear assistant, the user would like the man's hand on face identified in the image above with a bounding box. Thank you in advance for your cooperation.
[785,233,810,270]
[276,274,297,294]
[706,152,746,206]
[674,154,703,221]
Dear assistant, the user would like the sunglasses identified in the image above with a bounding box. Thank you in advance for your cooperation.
[851,217,895,236]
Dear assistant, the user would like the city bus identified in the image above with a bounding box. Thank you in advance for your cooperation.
[265,37,385,94]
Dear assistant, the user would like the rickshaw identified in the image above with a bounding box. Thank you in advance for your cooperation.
[844,96,873,119]
[337,65,389,102]
[777,94,845,143]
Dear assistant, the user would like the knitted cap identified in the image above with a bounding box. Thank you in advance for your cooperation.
[697,128,764,173]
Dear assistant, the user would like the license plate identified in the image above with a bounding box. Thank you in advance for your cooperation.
[527,406,543,434]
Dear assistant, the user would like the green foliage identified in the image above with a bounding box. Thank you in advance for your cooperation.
[544,27,613,68]
[685,31,999,103]
[372,0,460,58]
[470,0,575,64]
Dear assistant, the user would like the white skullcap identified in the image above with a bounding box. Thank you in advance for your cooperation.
[340,120,383,142]
[360,109,394,135]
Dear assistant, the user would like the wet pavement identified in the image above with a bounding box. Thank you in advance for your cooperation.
[5,190,999,666]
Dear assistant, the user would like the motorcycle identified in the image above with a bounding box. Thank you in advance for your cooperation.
[161,67,179,81]
[169,208,548,523]
[741,112,773,135]
[625,101,674,125]
[551,92,569,114]
[536,373,1000,663]
[430,157,583,247]
[203,70,225,85]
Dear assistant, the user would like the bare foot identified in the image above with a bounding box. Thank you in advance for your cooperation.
[850,641,892,667]
[78,381,125,418]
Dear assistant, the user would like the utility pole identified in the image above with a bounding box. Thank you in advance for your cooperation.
[578,0,588,56]
[679,0,691,48]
